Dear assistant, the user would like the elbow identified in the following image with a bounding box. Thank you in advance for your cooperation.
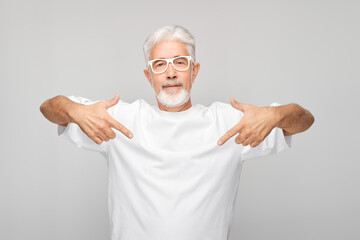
[39,102,46,114]
[39,98,52,115]
[309,112,315,127]
[305,109,315,131]
[295,104,315,132]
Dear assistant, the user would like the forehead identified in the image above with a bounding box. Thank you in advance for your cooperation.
[150,41,189,60]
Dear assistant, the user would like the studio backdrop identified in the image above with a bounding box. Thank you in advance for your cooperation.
[1,0,359,239]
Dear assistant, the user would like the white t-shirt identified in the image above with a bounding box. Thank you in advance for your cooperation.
[58,96,292,240]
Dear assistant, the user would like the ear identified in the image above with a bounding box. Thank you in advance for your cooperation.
[144,68,153,87]
[191,62,200,84]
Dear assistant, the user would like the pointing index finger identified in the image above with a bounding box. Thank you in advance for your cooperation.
[108,116,133,139]
[217,124,240,146]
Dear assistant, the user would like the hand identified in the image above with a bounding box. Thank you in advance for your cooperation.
[71,94,133,145]
[217,98,276,148]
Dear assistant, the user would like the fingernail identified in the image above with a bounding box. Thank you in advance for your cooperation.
[129,133,133,138]
[217,140,222,145]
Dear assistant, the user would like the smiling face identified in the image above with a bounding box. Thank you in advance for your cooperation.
[144,41,200,111]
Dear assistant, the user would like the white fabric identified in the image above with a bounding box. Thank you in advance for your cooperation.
[58,96,292,240]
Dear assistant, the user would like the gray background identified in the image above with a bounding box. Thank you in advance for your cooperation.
[1,0,359,239]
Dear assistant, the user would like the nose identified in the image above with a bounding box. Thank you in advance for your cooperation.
[166,62,177,79]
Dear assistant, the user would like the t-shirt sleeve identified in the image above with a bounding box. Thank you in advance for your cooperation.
[57,95,109,154]
[240,102,292,161]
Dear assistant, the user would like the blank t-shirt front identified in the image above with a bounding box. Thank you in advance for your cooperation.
[57,96,292,240]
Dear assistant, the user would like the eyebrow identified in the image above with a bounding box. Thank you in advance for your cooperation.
[157,55,181,59]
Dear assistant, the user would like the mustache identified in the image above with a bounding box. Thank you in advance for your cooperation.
[163,81,183,87]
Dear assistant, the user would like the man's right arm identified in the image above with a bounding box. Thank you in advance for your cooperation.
[40,95,80,127]
[39,94,133,145]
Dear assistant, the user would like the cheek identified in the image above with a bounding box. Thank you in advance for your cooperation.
[154,80,166,93]
[152,77,163,88]
[179,73,192,88]
[184,79,193,90]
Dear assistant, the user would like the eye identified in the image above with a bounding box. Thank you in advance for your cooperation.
[174,60,184,64]
[153,60,166,68]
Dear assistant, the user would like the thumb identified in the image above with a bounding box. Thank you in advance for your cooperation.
[230,97,246,112]
[105,94,120,109]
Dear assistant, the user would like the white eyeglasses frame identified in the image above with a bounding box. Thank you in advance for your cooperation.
[147,56,193,74]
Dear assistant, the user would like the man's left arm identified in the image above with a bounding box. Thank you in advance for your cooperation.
[217,98,315,148]
[272,103,315,136]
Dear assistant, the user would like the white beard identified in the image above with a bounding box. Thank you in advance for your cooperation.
[155,85,191,107]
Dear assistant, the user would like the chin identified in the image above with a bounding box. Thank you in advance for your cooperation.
[156,87,191,107]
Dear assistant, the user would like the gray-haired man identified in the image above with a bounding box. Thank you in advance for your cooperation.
[40,25,314,240]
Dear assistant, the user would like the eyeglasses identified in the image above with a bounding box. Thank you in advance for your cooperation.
[148,56,193,74]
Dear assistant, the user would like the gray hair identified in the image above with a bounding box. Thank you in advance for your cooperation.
[143,25,196,66]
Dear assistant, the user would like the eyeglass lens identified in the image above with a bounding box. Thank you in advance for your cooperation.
[152,57,189,73]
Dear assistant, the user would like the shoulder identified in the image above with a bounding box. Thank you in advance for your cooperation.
[110,98,151,116]
[65,95,103,105]
[209,101,243,116]
[208,101,282,115]
[206,101,244,128]
[269,102,282,107]
[111,98,143,111]
[214,101,283,109]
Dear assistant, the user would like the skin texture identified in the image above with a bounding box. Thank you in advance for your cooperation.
[68,94,133,144]
[40,94,133,145]
[144,41,200,112]
[217,98,315,147]
[144,40,314,148]
[40,40,314,147]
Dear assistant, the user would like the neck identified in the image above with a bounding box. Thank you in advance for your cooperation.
[156,97,192,112]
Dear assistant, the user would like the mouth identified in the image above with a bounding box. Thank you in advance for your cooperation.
[164,84,181,89]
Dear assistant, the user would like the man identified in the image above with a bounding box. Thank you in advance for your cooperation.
[40,25,314,240]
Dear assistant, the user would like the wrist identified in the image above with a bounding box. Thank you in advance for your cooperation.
[269,106,284,129]
[66,101,83,124]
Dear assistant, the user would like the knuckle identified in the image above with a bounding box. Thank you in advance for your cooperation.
[226,129,235,137]
[89,133,96,139]
[102,125,110,132]
[110,132,116,139]
[96,123,104,131]
[101,123,108,130]
[242,129,250,137]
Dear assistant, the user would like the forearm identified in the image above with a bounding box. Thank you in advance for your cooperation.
[39,95,81,126]
[271,103,315,136]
